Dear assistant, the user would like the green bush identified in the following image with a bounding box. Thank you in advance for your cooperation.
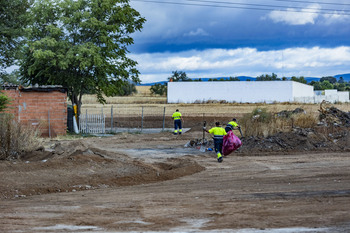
[150,83,167,96]
[0,93,10,112]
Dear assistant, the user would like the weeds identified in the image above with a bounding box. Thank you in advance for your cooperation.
[0,113,41,160]
[240,107,317,137]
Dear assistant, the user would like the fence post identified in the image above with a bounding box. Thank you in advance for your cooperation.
[48,110,51,138]
[141,106,144,132]
[162,106,166,131]
[101,107,104,134]
[86,109,88,134]
[103,114,106,134]
[111,105,113,133]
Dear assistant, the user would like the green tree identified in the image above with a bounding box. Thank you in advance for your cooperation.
[0,0,32,79]
[150,83,167,96]
[320,76,337,84]
[333,83,346,91]
[291,76,307,84]
[320,80,334,90]
[256,73,280,81]
[120,82,137,96]
[19,0,145,117]
[228,76,240,81]
[311,81,322,90]
[168,71,189,82]
[1,70,22,85]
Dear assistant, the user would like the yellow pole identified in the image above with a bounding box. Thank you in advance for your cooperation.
[73,104,78,122]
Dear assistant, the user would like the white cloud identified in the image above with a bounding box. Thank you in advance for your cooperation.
[131,46,350,83]
[184,28,209,37]
[321,12,350,25]
[267,4,320,25]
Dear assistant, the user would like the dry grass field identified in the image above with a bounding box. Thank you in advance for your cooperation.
[80,86,350,118]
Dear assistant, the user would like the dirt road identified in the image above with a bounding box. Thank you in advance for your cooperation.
[1,130,350,232]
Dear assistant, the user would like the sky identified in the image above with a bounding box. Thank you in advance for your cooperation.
[128,0,350,83]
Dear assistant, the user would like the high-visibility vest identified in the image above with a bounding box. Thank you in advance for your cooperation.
[227,121,238,128]
[208,127,227,140]
[172,112,181,120]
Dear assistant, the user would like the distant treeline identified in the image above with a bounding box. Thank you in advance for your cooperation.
[150,71,350,96]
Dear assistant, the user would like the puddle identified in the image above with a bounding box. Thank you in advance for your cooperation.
[119,147,203,160]
[249,189,350,199]
[34,224,102,231]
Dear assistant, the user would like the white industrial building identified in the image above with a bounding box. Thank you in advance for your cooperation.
[167,81,349,104]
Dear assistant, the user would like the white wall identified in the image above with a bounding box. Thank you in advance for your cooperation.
[167,81,314,103]
[167,81,349,103]
[338,91,350,102]
[289,89,350,103]
[292,82,314,98]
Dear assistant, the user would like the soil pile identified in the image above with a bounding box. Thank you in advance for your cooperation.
[240,127,350,155]
[0,139,204,199]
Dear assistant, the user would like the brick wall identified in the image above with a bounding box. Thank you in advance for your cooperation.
[2,87,67,137]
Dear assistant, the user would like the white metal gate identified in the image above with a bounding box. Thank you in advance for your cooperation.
[79,112,106,134]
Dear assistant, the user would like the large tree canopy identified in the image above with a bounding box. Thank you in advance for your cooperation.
[168,71,190,82]
[0,0,31,78]
[19,0,145,115]
[256,73,280,81]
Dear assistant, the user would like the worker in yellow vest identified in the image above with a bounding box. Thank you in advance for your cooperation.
[204,122,227,163]
[225,118,243,137]
[225,118,239,132]
[172,109,183,135]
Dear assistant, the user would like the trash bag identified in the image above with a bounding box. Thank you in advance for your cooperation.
[222,130,242,156]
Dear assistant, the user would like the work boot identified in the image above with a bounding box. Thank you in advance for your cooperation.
[173,133,177,135]
[179,132,182,135]
[217,156,223,163]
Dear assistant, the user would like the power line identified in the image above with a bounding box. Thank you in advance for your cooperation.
[131,0,350,15]
[273,0,350,7]
[184,0,350,13]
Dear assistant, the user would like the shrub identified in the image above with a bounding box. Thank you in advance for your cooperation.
[0,93,10,112]
[240,107,316,137]
[0,114,41,160]
[150,83,167,96]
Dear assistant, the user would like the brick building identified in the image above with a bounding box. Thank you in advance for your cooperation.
[1,84,68,137]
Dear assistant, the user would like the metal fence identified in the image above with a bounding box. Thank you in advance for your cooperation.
[77,105,229,134]
[79,111,106,134]
[79,106,169,133]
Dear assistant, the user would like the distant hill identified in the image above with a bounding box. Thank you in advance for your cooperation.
[334,73,350,81]
[139,73,350,85]
[138,81,167,86]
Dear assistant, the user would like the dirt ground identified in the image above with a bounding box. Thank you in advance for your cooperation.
[1,125,350,232]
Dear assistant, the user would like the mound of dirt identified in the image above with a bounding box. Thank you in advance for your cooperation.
[0,139,205,200]
[238,126,350,155]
